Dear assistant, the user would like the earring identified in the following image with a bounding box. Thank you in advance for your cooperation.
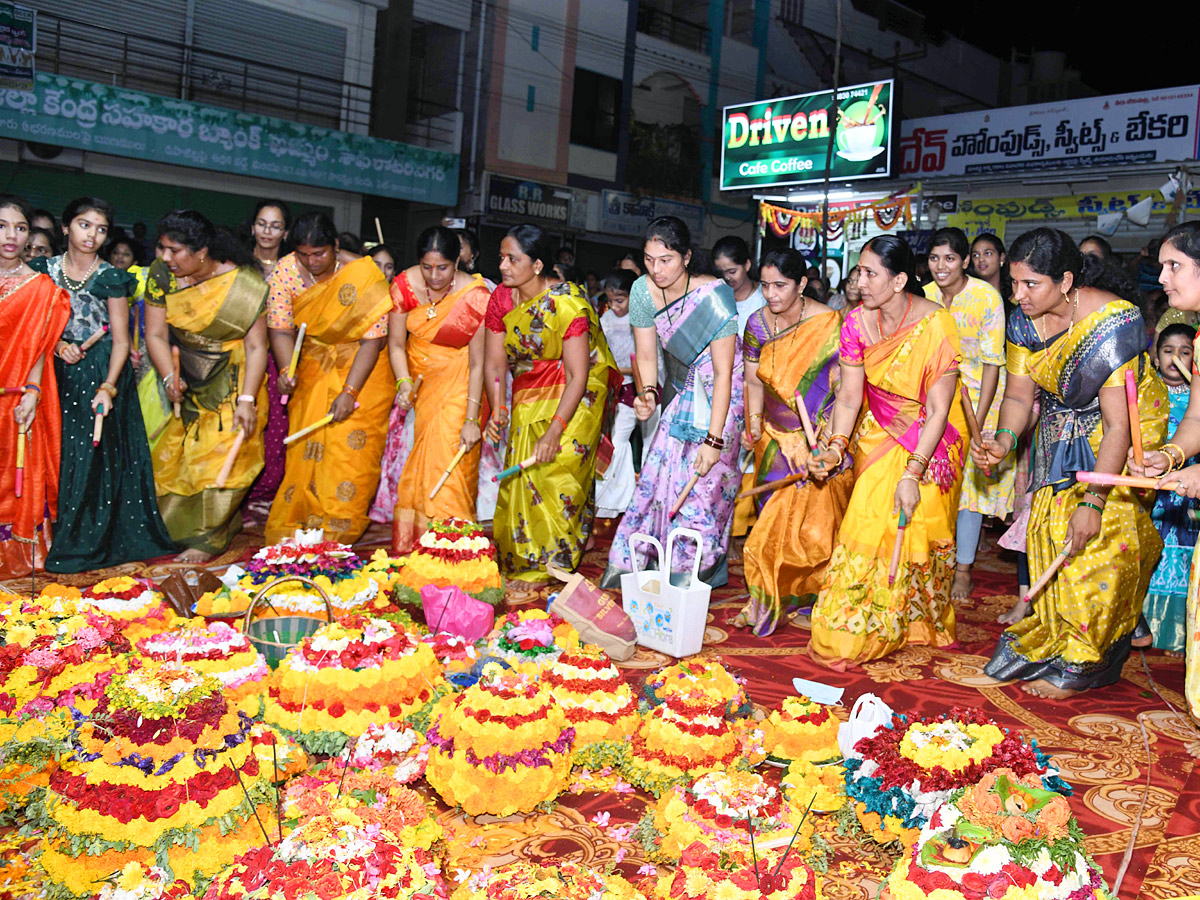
[894,286,902,293]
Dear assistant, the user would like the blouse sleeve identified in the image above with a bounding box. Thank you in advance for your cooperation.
[142,259,175,308]
[90,266,136,299]
[742,309,767,364]
[976,282,1007,367]
[390,271,419,313]
[484,285,514,334]
[1005,307,1035,377]
[267,255,302,330]
[839,307,865,366]
[363,313,389,339]
[628,276,656,328]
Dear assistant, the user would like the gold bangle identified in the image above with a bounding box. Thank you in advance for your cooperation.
[748,413,763,420]
[98,382,118,399]
[827,445,845,468]
[899,472,921,485]
[341,383,360,399]
[828,432,850,446]
[1163,442,1187,471]
[467,396,481,408]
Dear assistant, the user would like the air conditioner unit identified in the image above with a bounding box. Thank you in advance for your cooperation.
[19,142,85,170]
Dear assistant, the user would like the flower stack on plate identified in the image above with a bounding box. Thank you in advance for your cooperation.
[487,609,579,674]
[39,662,274,894]
[87,862,192,900]
[394,517,504,603]
[76,578,180,640]
[425,666,575,816]
[453,860,647,900]
[844,709,1070,850]
[881,768,1112,900]
[650,840,822,900]
[136,621,270,717]
[645,769,818,865]
[237,531,379,618]
[544,641,639,768]
[202,817,449,900]
[263,615,445,756]
[762,696,842,765]
[625,659,758,798]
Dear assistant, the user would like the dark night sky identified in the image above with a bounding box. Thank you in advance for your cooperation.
[909,1,1196,96]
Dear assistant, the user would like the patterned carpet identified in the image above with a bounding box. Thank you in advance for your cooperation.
[8,516,1200,899]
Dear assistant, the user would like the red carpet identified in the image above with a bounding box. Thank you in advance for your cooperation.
[8,518,1200,898]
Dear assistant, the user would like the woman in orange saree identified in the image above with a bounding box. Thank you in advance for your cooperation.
[808,236,966,667]
[389,226,491,552]
[0,196,70,578]
[265,213,393,544]
[739,249,853,636]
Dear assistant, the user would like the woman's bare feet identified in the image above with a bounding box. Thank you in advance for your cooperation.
[1166,649,1185,659]
[951,564,973,600]
[175,547,214,565]
[997,595,1031,626]
[1021,679,1080,700]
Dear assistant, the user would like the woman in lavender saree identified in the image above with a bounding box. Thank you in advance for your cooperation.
[601,217,743,589]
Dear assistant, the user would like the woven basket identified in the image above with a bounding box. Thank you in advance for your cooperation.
[242,575,334,668]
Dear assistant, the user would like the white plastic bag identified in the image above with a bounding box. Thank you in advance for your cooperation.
[838,693,895,760]
[620,528,711,658]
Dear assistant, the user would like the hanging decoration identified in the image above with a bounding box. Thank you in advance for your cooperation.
[760,192,913,240]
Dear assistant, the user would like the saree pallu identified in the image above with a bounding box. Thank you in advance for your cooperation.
[0,275,70,577]
[810,308,965,664]
[392,273,491,552]
[602,281,744,589]
[151,267,269,554]
[986,302,1166,691]
[265,258,393,544]
[495,283,617,582]
[742,310,854,636]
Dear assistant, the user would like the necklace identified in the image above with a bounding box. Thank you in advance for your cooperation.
[877,292,914,340]
[299,256,341,288]
[1031,289,1078,359]
[772,295,807,337]
[661,273,690,324]
[426,279,452,319]
[61,252,99,292]
[0,258,24,276]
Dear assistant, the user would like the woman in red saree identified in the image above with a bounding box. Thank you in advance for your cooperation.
[0,195,70,577]
[388,226,491,552]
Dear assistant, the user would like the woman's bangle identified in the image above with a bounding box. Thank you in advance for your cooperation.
[98,382,118,399]
[704,433,726,450]
[465,416,481,426]
[395,377,412,392]
[1078,501,1105,515]
[236,394,257,406]
[552,413,569,431]
[1082,489,1107,508]
[1162,442,1186,470]
[899,471,921,485]
[466,396,481,409]
[748,412,763,420]
[907,452,930,472]
[826,445,845,468]
[22,383,40,395]
[341,383,360,399]
[162,372,175,387]
[996,428,1019,448]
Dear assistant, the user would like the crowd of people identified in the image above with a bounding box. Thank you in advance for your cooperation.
[4,191,1200,715]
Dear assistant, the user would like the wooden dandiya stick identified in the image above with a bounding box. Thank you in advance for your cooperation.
[669,472,700,519]
[793,388,817,448]
[0,386,24,395]
[1026,539,1073,602]
[281,322,306,407]
[429,444,468,500]
[1076,470,1161,490]
[959,384,991,476]
[92,413,104,448]
[283,403,359,445]
[1126,369,1144,467]
[490,375,503,445]
[15,428,25,498]
[494,453,539,482]
[215,428,246,488]
[79,325,108,351]
[630,352,646,396]
[888,510,908,586]
[171,346,182,418]
[411,373,424,402]
[736,471,804,500]
[1179,363,1192,383]
[375,217,385,245]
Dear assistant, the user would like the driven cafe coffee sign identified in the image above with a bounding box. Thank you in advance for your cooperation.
[720,80,894,191]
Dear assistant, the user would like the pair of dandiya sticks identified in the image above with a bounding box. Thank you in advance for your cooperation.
[7,325,110,497]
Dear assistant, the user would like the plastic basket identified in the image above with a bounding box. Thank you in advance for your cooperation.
[242,575,334,669]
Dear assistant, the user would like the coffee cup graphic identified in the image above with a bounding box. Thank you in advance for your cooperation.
[837,98,886,162]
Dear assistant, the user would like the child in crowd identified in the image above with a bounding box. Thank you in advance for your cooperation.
[1139,323,1198,655]
[595,269,660,518]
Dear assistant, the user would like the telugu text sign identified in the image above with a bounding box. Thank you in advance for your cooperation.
[0,74,460,204]
[721,80,894,191]
[899,86,1200,178]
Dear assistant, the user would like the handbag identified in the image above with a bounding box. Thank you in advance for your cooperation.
[619,528,711,658]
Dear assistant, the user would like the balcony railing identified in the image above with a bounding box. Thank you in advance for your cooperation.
[35,11,372,133]
[636,7,710,55]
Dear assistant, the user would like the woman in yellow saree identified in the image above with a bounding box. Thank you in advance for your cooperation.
[980,228,1166,698]
[808,235,965,667]
[265,213,392,544]
[739,249,853,636]
[146,211,269,562]
[484,224,618,582]
[389,226,491,552]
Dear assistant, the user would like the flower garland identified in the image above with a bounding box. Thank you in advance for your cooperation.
[844,709,1070,847]
[651,840,822,900]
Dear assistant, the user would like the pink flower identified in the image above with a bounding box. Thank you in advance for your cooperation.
[614,848,627,864]
[73,627,104,651]
[613,779,635,794]
[592,811,611,827]
[638,864,657,876]
[608,825,633,842]
[23,648,61,669]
